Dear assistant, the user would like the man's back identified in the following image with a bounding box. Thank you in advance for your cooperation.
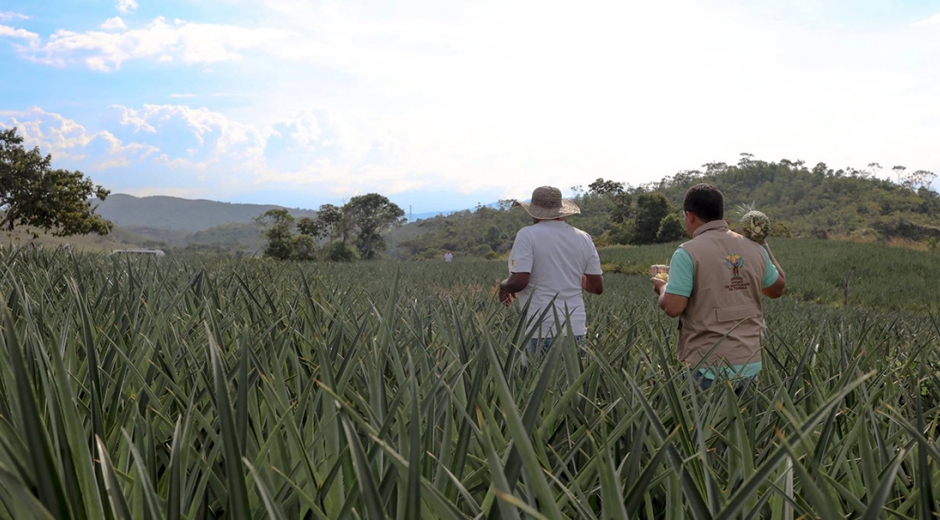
[509,221,601,336]
[678,222,768,367]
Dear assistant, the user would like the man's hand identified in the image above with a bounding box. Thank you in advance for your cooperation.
[498,285,516,306]
[498,272,530,307]
[651,277,667,295]
[582,274,604,295]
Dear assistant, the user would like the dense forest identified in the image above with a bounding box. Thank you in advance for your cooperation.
[387,156,939,260]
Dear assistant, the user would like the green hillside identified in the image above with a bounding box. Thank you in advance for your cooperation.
[388,158,939,259]
[649,159,939,241]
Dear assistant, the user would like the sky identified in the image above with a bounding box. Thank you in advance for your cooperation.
[1,0,939,214]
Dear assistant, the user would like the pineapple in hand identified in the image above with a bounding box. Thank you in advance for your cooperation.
[735,202,771,243]
[650,264,669,282]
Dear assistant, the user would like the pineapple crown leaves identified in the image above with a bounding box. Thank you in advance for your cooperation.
[733,201,759,221]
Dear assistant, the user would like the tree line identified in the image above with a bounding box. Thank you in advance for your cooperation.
[255,194,405,261]
[387,154,938,259]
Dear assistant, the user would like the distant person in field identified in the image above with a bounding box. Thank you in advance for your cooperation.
[444,251,453,263]
[651,183,786,391]
[499,185,604,357]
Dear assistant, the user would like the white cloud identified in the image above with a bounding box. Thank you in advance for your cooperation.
[0,107,159,166]
[0,11,29,21]
[1,106,271,195]
[20,16,293,71]
[100,17,127,31]
[913,12,940,27]
[3,1,939,207]
[0,103,433,201]
[0,24,38,40]
[117,0,138,14]
[242,0,940,201]
[101,105,267,174]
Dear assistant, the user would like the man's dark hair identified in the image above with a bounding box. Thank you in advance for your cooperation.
[683,184,724,222]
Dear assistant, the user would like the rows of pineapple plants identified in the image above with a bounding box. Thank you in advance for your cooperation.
[601,238,940,312]
[0,247,939,519]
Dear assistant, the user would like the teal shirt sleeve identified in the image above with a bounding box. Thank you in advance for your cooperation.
[761,248,779,288]
[664,248,693,297]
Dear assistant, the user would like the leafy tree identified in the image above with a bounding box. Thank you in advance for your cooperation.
[812,162,828,178]
[315,204,345,245]
[903,170,936,191]
[703,162,728,174]
[344,193,405,259]
[291,234,318,261]
[296,217,321,238]
[656,213,685,242]
[254,208,295,260]
[607,221,634,245]
[588,177,631,222]
[632,192,671,244]
[892,165,906,184]
[0,128,112,237]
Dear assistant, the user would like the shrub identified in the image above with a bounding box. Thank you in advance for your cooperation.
[291,235,318,261]
[469,244,493,258]
[656,213,685,243]
[327,242,359,262]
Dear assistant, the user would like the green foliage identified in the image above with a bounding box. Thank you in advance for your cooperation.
[390,157,939,259]
[315,203,346,244]
[296,216,321,238]
[389,196,615,259]
[1,247,940,518]
[327,241,358,262]
[0,128,113,237]
[256,194,404,262]
[656,213,685,243]
[606,220,635,245]
[344,193,405,259]
[291,234,318,261]
[649,158,939,241]
[588,177,632,222]
[600,237,940,312]
[632,192,672,244]
[390,207,529,259]
[254,208,295,260]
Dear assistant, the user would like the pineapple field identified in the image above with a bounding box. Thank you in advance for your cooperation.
[1,241,939,519]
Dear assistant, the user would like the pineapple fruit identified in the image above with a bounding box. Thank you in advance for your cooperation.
[734,202,771,243]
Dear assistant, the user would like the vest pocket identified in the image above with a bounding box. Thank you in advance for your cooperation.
[715,304,756,323]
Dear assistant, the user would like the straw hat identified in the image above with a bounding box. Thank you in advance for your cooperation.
[514,186,581,219]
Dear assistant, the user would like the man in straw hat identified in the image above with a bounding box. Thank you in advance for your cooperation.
[499,186,604,357]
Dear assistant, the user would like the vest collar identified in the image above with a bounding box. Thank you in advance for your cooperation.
[692,219,728,238]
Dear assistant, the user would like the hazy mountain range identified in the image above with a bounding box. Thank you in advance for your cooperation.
[93,194,320,232]
[72,193,459,254]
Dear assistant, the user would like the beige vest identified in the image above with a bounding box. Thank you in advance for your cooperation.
[676,220,766,368]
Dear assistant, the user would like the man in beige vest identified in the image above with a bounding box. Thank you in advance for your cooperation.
[651,184,786,390]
